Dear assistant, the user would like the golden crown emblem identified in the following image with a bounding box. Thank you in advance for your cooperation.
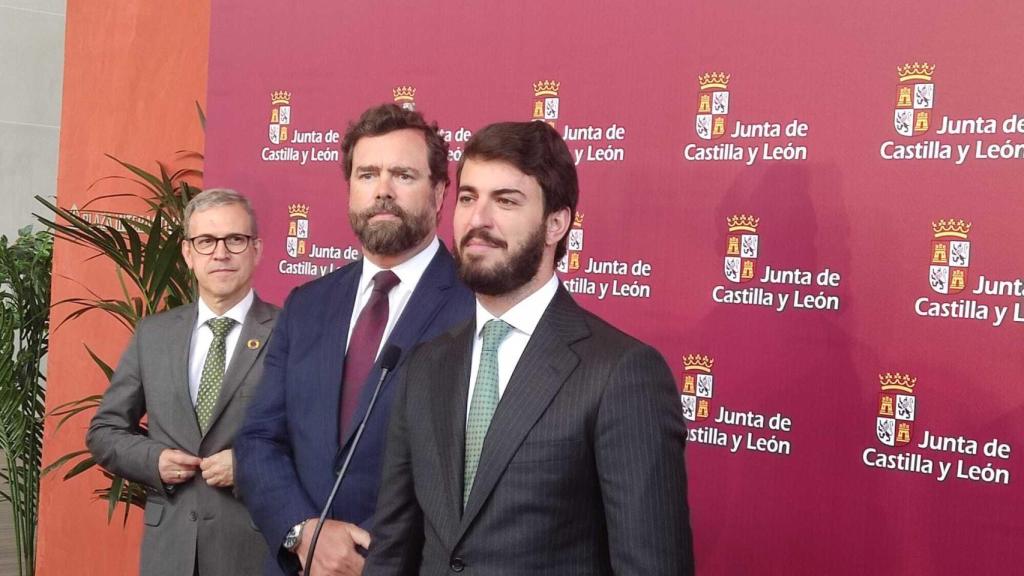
[897,62,935,82]
[698,72,730,90]
[393,86,416,102]
[879,372,917,393]
[572,212,585,228]
[727,214,759,232]
[271,91,292,105]
[932,219,971,239]
[288,204,309,219]
[533,80,560,96]
[683,354,714,372]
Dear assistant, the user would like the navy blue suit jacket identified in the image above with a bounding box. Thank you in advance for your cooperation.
[235,244,474,575]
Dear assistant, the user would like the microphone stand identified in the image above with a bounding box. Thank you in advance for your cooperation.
[303,345,402,574]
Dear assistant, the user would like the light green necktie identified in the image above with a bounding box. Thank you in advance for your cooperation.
[196,317,236,432]
[464,319,513,506]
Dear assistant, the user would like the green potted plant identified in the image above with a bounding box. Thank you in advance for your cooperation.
[0,226,53,576]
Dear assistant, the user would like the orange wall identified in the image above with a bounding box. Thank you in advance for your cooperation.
[36,2,209,573]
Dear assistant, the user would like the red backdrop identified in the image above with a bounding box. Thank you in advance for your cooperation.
[205,2,1024,573]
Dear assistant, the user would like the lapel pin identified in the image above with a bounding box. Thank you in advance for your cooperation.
[247,339,261,350]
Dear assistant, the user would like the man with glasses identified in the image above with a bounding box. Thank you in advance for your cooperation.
[87,188,279,576]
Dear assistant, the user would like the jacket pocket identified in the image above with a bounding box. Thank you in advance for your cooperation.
[143,501,165,527]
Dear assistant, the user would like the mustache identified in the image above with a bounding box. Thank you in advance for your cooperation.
[358,199,407,220]
[460,229,507,250]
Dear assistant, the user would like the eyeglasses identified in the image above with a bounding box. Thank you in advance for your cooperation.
[187,234,254,255]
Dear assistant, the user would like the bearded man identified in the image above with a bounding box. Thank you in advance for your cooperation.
[365,121,694,576]
[235,104,474,576]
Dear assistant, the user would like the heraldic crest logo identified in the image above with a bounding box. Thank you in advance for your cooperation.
[680,354,715,422]
[724,214,759,284]
[696,72,730,141]
[876,372,917,447]
[270,90,292,144]
[928,219,971,295]
[894,62,935,137]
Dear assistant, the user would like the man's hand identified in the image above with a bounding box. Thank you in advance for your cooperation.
[200,449,235,487]
[158,449,202,484]
[295,519,371,576]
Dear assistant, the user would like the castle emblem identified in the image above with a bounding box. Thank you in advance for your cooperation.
[724,214,759,283]
[894,63,935,137]
[532,80,560,128]
[928,219,971,295]
[696,72,730,141]
[269,91,292,144]
[680,355,715,422]
[558,212,585,273]
[286,204,309,258]
[876,372,917,447]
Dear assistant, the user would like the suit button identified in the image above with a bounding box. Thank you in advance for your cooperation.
[449,557,465,572]
[188,511,198,522]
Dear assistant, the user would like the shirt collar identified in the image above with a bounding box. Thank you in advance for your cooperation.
[358,235,440,295]
[474,274,560,339]
[196,289,254,328]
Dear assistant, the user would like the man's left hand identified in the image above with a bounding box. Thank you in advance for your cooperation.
[200,449,235,487]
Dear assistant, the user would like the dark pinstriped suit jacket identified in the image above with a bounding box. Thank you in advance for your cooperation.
[366,287,694,575]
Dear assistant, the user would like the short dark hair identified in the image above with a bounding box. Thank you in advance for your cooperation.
[458,121,578,261]
[341,104,449,188]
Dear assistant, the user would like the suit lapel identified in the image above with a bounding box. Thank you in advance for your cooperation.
[204,296,276,436]
[339,246,458,448]
[169,304,203,449]
[430,322,473,544]
[458,289,590,537]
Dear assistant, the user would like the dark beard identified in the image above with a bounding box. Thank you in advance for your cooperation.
[349,198,432,256]
[455,224,545,296]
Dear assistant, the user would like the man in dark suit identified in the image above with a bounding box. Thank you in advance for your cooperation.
[366,121,694,575]
[87,189,279,576]
[235,104,474,576]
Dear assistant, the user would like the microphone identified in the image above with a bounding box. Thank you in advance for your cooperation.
[303,344,402,574]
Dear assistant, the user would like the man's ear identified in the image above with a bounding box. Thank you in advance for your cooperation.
[433,181,446,219]
[546,207,571,247]
[251,237,264,265]
[181,240,195,271]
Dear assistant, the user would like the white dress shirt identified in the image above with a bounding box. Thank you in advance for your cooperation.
[188,289,254,405]
[346,235,440,359]
[466,274,560,422]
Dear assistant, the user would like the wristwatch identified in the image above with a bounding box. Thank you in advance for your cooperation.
[283,520,308,553]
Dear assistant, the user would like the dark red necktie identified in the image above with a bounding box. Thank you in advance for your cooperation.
[340,270,400,438]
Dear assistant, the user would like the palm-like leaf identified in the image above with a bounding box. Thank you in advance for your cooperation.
[37,148,200,525]
[0,227,52,576]
[35,199,194,321]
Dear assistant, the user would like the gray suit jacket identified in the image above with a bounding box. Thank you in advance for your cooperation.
[87,296,279,576]
[366,288,694,575]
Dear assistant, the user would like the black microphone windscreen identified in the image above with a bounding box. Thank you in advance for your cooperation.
[380,345,402,371]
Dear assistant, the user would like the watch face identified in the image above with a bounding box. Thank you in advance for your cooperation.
[285,524,302,551]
